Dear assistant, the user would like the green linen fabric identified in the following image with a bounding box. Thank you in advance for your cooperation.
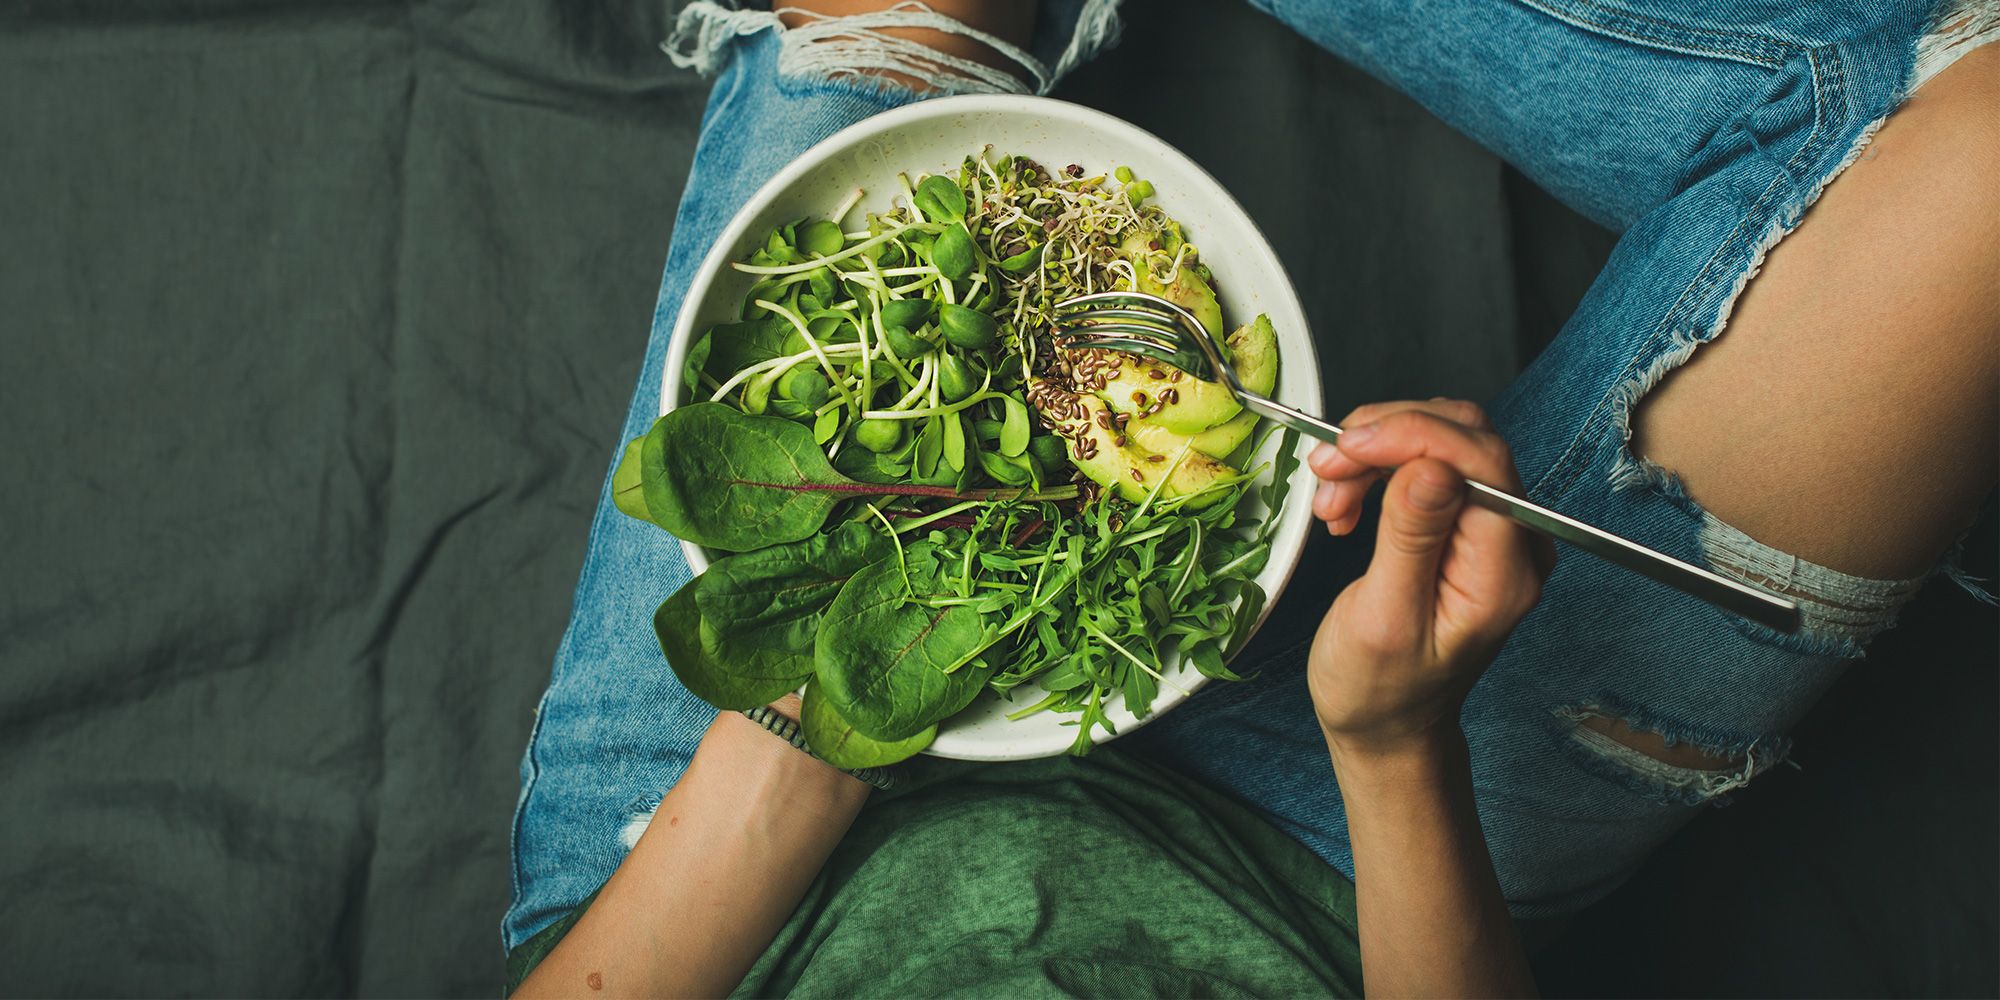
[507,749,1362,997]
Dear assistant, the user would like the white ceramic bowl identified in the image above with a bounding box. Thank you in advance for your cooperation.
[662,95,1320,761]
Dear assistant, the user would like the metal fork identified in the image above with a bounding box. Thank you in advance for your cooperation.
[1054,290,1801,633]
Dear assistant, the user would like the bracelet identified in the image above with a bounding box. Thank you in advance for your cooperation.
[739,706,897,791]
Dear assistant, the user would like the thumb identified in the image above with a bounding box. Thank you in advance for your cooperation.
[1360,458,1467,613]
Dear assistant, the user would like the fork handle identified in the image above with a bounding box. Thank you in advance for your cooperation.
[1236,393,1801,634]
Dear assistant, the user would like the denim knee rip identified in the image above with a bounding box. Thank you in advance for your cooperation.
[1603,0,2000,657]
[1550,699,1792,806]
[664,0,1123,98]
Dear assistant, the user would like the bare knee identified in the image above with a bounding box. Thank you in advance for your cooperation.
[1632,43,2000,581]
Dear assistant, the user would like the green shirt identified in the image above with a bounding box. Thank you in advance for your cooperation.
[507,749,1362,997]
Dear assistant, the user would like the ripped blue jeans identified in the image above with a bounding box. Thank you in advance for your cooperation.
[504,0,2000,949]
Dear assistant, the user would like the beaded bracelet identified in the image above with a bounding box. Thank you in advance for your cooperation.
[739,706,896,790]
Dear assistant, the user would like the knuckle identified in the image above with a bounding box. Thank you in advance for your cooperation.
[1378,409,1431,435]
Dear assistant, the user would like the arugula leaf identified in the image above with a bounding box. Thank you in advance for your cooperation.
[816,545,993,741]
[1222,580,1268,659]
[801,679,937,768]
[1259,428,1302,538]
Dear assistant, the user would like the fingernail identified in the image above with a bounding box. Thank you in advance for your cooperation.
[1342,422,1377,447]
[1409,474,1462,511]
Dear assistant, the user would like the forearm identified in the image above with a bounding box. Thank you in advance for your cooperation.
[1331,731,1535,998]
[516,712,870,999]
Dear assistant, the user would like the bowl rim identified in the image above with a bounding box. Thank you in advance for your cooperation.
[657,93,1320,760]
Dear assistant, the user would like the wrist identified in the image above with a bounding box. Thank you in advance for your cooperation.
[704,711,872,808]
[1324,724,1469,792]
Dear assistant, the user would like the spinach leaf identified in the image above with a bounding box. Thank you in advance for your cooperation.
[801,679,937,768]
[816,545,992,741]
[682,330,713,395]
[653,581,811,710]
[695,317,802,390]
[641,405,1046,551]
[612,437,652,524]
[641,403,853,551]
[695,521,890,659]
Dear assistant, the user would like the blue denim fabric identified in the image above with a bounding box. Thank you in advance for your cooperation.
[502,5,1108,950]
[1147,0,1962,916]
[506,0,1971,948]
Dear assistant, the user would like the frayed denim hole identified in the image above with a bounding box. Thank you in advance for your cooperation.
[1913,0,2000,93]
[1599,95,1952,656]
[1549,702,1790,807]
[1698,513,1926,656]
[668,1,1058,98]
[617,792,665,853]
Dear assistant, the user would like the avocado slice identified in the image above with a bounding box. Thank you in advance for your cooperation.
[1029,378,1240,507]
[1224,313,1279,397]
[1118,230,1223,338]
[1127,408,1257,460]
[1097,313,1279,436]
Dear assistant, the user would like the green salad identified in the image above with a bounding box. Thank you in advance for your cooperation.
[613,150,1296,766]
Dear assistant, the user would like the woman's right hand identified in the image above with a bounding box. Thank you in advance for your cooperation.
[1304,400,1554,760]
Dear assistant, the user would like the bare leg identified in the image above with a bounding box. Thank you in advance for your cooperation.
[1633,45,2000,581]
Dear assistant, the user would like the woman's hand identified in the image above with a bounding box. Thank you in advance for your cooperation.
[1306,399,1554,759]
[1306,399,1548,998]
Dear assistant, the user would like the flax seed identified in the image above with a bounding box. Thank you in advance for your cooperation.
[1146,454,1164,463]
[1130,469,1144,482]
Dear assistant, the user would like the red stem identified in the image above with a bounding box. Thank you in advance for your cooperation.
[729,478,1054,502]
